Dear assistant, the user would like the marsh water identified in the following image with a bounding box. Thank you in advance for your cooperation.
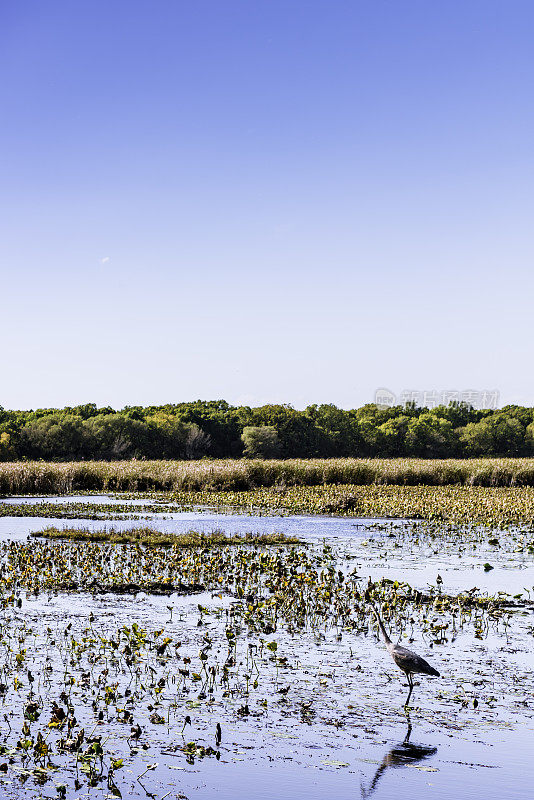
[0,494,533,799]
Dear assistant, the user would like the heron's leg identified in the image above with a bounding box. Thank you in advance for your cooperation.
[403,723,412,743]
[404,674,413,708]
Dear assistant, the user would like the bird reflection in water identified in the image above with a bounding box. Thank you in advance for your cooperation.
[361,720,437,798]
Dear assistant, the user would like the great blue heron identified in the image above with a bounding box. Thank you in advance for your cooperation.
[371,605,439,706]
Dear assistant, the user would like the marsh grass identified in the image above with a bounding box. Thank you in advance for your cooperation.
[4,457,534,494]
[31,526,303,546]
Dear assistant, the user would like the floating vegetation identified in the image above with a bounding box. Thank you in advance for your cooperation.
[0,500,155,520]
[0,583,495,799]
[31,527,303,547]
[0,536,527,614]
[157,484,534,527]
[5,457,534,495]
[0,499,531,797]
[4,484,534,527]
[358,518,534,569]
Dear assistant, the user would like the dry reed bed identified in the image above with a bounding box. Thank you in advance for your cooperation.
[4,457,534,494]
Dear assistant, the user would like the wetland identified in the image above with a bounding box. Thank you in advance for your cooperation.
[0,490,532,798]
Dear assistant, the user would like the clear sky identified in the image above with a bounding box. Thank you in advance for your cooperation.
[1,1,533,411]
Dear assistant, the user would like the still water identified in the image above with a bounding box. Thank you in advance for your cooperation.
[0,494,532,799]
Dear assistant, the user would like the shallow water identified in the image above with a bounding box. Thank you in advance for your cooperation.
[0,493,164,507]
[1,494,534,799]
[2,504,533,596]
[6,584,534,800]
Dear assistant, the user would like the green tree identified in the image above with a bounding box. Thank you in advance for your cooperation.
[460,415,525,456]
[0,431,14,461]
[405,414,457,457]
[305,404,362,456]
[241,405,321,457]
[241,426,281,458]
[376,415,411,456]
[428,401,480,428]
[83,414,149,459]
[525,421,534,454]
[20,414,87,460]
[146,413,192,459]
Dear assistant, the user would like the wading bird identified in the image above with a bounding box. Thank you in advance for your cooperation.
[371,606,439,706]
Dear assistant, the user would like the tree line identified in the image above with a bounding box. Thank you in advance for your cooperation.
[0,400,533,461]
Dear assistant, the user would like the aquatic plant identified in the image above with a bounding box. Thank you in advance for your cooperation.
[32,527,303,547]
[0,521,529,797]
[157,483,534,527]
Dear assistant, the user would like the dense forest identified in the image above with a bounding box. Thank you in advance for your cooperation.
[1,400,533,461]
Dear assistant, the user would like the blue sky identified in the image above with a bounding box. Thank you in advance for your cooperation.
[1,1,533,410]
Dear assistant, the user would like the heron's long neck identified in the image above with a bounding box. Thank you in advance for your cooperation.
[374,610,392,647]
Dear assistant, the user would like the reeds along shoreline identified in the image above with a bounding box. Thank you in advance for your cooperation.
[3,457,534,495]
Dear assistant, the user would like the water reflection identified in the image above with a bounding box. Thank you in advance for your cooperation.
[361,721,437,798]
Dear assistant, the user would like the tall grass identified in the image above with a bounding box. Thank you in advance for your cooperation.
[3,457,534,494]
